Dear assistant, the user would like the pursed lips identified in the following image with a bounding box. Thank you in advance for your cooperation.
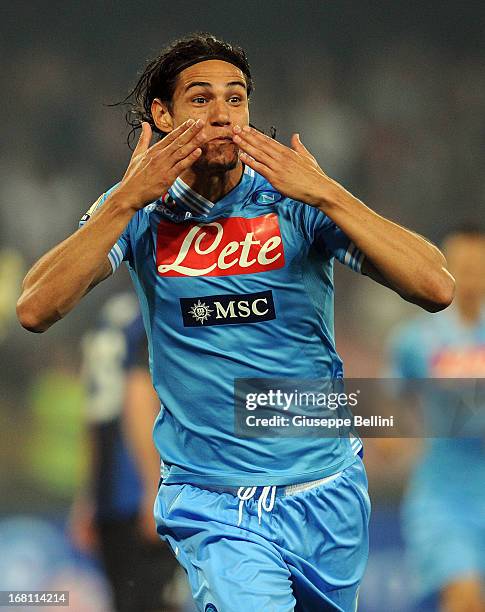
[208,136,234,143]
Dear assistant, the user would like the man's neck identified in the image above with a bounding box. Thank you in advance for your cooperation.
[179,162,244,203]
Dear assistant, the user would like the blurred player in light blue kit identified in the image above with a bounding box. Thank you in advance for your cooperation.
[18,33,455,611]
[389,225,485,612]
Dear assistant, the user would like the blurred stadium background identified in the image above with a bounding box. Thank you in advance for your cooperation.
[1,1,483,610]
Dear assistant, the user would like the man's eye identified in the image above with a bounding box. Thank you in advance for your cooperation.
[192,97,207,104]
[229,96,242,103]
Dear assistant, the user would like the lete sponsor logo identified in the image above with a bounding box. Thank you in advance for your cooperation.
[180,291,276,326]
[156,214,285,277]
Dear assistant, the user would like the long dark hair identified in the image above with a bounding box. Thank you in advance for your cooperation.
[118,32,254,148]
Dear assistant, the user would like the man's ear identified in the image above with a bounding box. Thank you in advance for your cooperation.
[151,98,173,133]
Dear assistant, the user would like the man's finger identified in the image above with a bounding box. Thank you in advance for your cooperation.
[144,119,192,155]
[233,135,274,169]
[161,134,207,163]
[152,121,207,164]
[154,118,195,148]
[131,122,152,159]
[239,151,270,179]
[163,118,208,155]
[171,146,202,174]
[290,133,317,164]
[150,118,204,154]
[233,125,284,160]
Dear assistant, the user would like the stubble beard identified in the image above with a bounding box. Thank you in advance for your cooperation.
[192,141,239,173]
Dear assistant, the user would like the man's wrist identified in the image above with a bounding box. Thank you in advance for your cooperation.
[105,189,142,215]
[312,177,358,215]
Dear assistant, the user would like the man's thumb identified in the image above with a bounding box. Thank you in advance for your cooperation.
[290,133,307,153]
[291,133,317,164]
[290,133,299,151]
[132,122,152,157]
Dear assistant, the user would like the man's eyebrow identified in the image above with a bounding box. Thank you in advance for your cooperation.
[226,80,247,89]
[184,80,247,92]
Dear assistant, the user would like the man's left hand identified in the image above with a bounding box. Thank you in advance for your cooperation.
[232,125,333,207]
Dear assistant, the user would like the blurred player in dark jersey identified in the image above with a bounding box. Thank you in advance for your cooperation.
[19,33,455,611]
[389,226,485,612]
[70,293,183,612]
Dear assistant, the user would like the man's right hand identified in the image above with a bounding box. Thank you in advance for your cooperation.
[116,119,206,210]
[17,119,206,333]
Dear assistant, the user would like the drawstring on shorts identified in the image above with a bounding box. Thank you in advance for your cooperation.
[237,485,277,526]
[202,467,351,528]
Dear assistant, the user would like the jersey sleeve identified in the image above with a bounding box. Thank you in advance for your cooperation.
[300,205,365,273]
[79,184,132,273]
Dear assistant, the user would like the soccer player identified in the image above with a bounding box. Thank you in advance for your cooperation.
[17,33,454,611]
[70,292,182,612]
[389,226,485,612]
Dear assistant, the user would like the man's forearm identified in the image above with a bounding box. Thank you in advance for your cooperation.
[17,193,136,332]
[17,120,209,333]
[231,126,455,312]
[314,180,455,311]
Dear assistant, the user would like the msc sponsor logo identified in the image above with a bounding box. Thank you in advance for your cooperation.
[156,214,285,277]
[180,290,276,327]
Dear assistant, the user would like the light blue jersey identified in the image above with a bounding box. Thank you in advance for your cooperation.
[390,307,485,484]
[81,166,363,487]
[389,307,485,599]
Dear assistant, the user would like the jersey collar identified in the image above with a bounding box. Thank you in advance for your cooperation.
[168,164,256,217]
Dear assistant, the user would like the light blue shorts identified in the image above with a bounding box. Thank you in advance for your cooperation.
[154,457,370,611]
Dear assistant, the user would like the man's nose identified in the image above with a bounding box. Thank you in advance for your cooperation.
[208,99,230,125]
